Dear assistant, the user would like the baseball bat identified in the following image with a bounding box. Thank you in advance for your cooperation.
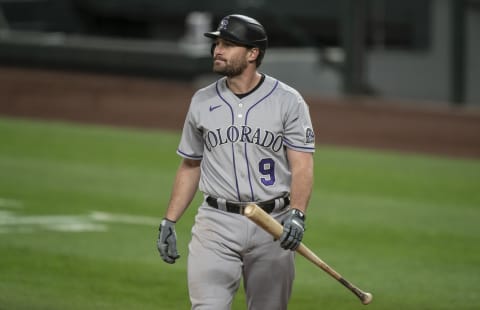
[244,204,373,305]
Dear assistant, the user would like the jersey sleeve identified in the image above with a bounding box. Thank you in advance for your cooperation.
[176,100,204,160]
[283,94,316,152]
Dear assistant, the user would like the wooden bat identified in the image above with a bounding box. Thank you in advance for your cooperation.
[244,204,373,305]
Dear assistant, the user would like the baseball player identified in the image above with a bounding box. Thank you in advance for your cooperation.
[157,14,315,310]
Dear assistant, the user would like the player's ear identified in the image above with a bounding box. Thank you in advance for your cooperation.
[247,47,259,62]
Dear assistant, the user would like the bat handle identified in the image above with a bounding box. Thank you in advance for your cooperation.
[244,204,373,305]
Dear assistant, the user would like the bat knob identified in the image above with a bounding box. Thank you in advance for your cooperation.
[362,292,373,305]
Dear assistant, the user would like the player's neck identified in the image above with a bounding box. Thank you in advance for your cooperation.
[226,70,262,95]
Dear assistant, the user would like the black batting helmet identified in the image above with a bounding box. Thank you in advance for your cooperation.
[204,14,268,66]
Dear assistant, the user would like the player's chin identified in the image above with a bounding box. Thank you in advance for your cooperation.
[213,60,224,68]
[213,65,227,75]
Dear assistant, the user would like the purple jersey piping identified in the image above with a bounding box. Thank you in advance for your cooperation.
[282,138,316,151]
[215,80,241,201]
[244,80,279,201]
[177,149,203,160]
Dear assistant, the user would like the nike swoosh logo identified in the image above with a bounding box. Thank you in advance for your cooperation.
[209,105,222,112]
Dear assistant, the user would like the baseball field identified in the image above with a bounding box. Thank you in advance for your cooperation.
[1,67,480,309]
[1,115,479,309]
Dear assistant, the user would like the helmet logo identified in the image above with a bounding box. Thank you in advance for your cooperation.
[218,17,229,31]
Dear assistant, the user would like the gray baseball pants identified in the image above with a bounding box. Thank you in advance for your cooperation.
[188,203,295,310]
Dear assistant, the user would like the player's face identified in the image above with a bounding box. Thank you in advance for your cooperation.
[212,39,250,77]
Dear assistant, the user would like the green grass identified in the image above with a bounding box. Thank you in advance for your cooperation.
[1,117,479,309]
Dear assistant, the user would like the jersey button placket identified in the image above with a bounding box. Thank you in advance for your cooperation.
[235,101,247,183]
[237,102,243,119]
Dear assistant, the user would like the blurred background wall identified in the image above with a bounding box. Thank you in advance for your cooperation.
[0,0,478,106]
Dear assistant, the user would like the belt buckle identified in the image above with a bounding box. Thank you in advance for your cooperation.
[239,203,252,215]
[239,205,245,215]
[224,201,246,215]
[233,203,247,215]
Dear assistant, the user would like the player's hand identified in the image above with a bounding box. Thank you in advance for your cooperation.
[157,218,181,264]
[279,209,306,251]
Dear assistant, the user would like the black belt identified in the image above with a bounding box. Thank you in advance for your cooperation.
[206,195,290,214]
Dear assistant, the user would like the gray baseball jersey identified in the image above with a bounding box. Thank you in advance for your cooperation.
[178,74,315,309]
[177,74,315,202]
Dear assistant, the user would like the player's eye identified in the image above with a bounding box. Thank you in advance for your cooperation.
[217,40,235,48]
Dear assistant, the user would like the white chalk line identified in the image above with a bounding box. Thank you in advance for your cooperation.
[89,211,159,226]
[0,197,159,234]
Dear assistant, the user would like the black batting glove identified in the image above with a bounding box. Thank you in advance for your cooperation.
[279,209,306,251]
[157,218,181,264]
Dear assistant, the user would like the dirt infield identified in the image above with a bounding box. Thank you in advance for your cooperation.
[1,66,479,159]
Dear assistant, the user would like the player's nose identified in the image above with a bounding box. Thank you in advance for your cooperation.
[213,45,223,55]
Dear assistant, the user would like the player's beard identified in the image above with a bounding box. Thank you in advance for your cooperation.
[213,56,248,77]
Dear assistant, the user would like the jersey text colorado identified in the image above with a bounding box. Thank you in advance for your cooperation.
[204,125,283,152]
